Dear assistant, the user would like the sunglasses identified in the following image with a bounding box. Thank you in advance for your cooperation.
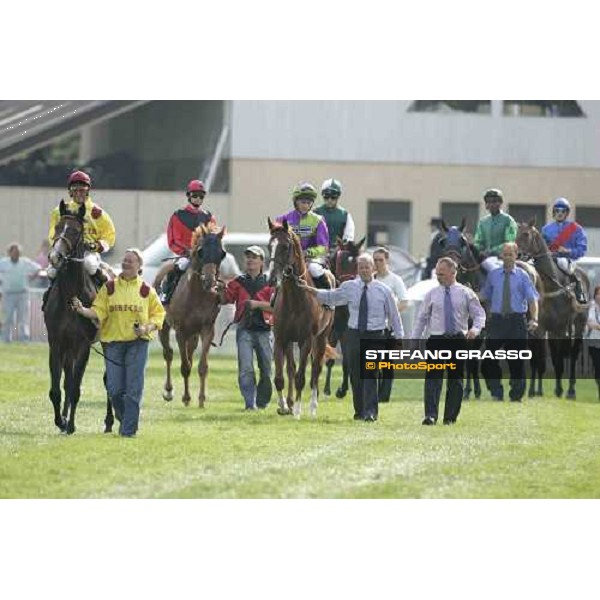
[553,208,568,213]
[189,192,205,199]
[323,193,340,200]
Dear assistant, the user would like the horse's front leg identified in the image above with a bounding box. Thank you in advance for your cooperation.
[293,340,311,419]
[159,321,174,401]
[65,349,90,435]
[197,327,215,408]
[285,344,296,413]
[567,339,582,400]
[176,330,196,406]
[309,332,328,418]
[48,348,66,432]
[273,337,288,415]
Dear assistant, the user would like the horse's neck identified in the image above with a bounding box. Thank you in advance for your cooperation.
[533,247,562,288]
[59,261,90,299]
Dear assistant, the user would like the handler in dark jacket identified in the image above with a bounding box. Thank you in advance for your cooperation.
[221,246,274,410]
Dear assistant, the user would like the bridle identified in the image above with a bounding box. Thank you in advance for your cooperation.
[269,230,307,282]
[333,248,357,283]
[51,216,85,266]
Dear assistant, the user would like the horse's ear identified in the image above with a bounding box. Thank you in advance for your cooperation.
[77,203,86,220]
[528,217,537,227]
[356,236,366,249]
[441,220,449,233]
[336,236,344,248]
[267,217,274,231]
[59,200,67,216]
[218,226,226,239]
[282,219,289,231]
[459,217,466,233]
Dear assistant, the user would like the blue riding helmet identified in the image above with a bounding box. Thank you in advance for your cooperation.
[552,197,571,213]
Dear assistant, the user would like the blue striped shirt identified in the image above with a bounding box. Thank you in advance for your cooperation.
[480,266,539,314]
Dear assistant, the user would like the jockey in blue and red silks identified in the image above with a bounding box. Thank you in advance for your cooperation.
[155,179,217,304]
[541,197,588,303]
[275,182,333,290]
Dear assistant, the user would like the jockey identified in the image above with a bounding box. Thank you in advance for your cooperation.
[276,182,332,290]
[157,179,216,303]
[473,188,518,272]
[314,178,355,251]
[47,170,116,286]
[541,197,588,303]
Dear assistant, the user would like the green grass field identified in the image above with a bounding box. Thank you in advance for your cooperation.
[1,343,600,498]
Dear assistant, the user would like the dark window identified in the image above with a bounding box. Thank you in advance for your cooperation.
[408,101,491,114]
[440,202,480,234]
[508,204,547,227]
[503,101,585,117]
[367,200,411,250]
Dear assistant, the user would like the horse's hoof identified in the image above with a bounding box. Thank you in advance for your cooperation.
[463,392,471,401]
[567,391,576,400]
[104,426,113,434]
[276,408,290,415]
[198,401,205,409]
[528,390,535,398]
[324,388,331,397]
[335,387,347,399]
[182,398,190,407]
[555,389,563,398]
[474,393,481,400]
[163,390,173,402]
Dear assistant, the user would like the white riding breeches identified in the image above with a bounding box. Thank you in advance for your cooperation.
[308,262,325,278]
[556,257,575,275]
[46,251,100,278]
[83,251,101,275]
[176,256,190,271]
[481,256,503,272]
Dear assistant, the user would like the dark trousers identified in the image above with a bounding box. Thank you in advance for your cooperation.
[483,313,528,401]
[346,329,386,419]
[424,334,466,422]
[588,347,600,393]
[377,373,394,403]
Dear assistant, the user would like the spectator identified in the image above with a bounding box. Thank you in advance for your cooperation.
[220,246,274,410]
[71,248,165,437]
[35,239,50,269]
[586,285,600,400]
[0,242,42,342]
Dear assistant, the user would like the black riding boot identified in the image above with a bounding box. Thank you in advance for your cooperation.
[160,268,181,305]
[573,277,587,304]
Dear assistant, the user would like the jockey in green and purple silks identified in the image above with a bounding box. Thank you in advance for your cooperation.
[276,182,332,289]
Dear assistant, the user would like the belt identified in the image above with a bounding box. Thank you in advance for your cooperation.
[491,313,526,319]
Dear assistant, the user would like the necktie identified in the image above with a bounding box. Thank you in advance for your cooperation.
[444,286,456,334]
[502,271,511,316]
[358,284,369,333]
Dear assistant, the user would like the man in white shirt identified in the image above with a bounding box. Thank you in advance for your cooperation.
[302,253,403,421]
[373,247,408,402]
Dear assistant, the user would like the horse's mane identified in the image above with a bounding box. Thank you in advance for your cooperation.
[190,221,221,249]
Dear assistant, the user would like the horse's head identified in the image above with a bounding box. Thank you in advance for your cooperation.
[48,200,86,271]
[437,219,468,262]
[330,236,365,283]
[190,223,226,290]
[515,219,545,259]
[267,217,303,287]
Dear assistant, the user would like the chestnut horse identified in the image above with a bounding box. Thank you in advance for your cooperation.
[323,237,365,398]
[44,201,113,434]
[158,224,225,407]
[267,218,335,418]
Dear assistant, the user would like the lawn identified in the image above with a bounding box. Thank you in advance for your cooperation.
[1,342,599,498]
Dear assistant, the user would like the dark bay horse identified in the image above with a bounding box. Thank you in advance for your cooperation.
[323,237,365,398]
[158,223,225,407]
[435,220,547,399]
[44,201,111,434]
[267,217,335,418]
[516,220,590,398]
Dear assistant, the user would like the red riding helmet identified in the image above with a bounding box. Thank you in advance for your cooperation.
[186,180,206,195]
[68,170,92,188]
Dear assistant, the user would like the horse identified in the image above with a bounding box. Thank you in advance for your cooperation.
[44,200,113,434]
[267,217,335,418]
[323,237,365,398]
[515,220,590,399]
[435,219,486,399]
[157,223,226,407]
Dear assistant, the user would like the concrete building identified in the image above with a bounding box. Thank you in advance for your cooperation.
[1,100,600,260]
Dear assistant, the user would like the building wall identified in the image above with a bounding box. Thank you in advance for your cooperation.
[227,158,600,258]
[0,187,231,260]
[231,100,600,168]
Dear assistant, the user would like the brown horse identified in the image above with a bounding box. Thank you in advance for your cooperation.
[516,220,590,398]
[44,201,113,434]
[158,223,225,407]
[323,236,365,398]
[267,217,335,418]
